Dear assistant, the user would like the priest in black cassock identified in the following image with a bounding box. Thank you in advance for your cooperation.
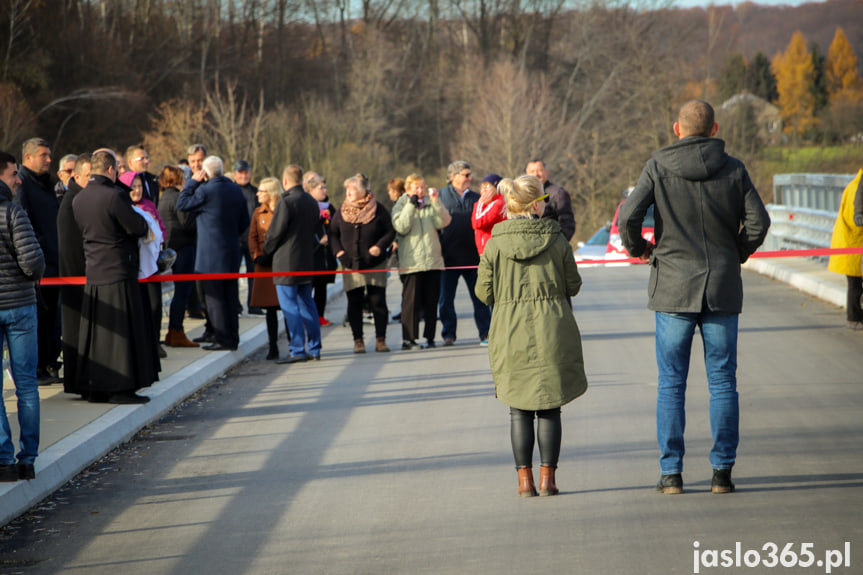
[72,150,159,404]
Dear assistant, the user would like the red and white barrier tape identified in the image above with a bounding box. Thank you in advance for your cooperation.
[38,248,863,286]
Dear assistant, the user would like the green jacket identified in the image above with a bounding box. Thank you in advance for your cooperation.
[476,218,588,410]
[391,194,451,274]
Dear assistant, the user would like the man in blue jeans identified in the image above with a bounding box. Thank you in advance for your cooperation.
[619,100,770,495]
[0,151,46,482]
[264,165,322,362]
[437,160,491,346]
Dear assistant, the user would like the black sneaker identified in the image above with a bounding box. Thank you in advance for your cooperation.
[401,340,420,351]
[656,473,683,494]
[17,463,35,480]
[425,339,436,348]
[711,469,735,493]
[0,465,17,482]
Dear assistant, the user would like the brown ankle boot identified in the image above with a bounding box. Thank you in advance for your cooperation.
[538,465,559,496]
[354,339,366,354]
[375,337,390,352]
[165,328,200,348]
[517,467,537,497]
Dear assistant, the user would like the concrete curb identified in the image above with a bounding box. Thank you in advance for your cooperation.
[744,259,845,308]
[0,321,269,527]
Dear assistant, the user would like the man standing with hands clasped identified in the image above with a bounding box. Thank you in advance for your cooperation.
[619,99,770,495]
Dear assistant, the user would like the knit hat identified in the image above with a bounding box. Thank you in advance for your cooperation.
[481,173,502,187]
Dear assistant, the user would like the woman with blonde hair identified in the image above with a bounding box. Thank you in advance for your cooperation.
[249,177,285,359]
[476,175,588,497]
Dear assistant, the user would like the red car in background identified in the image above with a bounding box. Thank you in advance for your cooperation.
[605,199,655,261]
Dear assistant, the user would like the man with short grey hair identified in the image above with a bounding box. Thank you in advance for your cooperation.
[18,138,62,385]
[55,154,77,199]
[437,160,490,346]
[177,155,250,350]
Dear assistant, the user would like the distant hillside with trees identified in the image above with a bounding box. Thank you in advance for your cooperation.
[0,0,859,240]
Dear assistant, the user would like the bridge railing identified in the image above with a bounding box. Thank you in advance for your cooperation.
[762,173,854,259]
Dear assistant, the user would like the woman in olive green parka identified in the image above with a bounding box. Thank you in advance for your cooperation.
[476,175,587,497]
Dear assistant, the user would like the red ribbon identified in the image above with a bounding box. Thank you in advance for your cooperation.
[37,248,863,286]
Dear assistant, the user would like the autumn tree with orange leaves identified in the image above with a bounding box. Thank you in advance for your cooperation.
[826,27,863,104]
[772,31,817,138]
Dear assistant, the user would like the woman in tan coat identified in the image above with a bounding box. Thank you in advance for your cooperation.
[249,178,284,358]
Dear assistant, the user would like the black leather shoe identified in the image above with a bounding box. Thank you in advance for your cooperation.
[0,465,17,482]
[17,463,35,480]
[202,343,237,351]
[193,332,215,343]
[711,469,735,493]
[656,473,683,494]
[276,355,307,364]
[108,392,150,404]
[248,306,265,316]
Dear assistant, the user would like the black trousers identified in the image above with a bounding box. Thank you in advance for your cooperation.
[346,285,387,340]
[846,275,863,322]
[37,285,62,370]
[400,270,440,343]
[203,279,240,348]
[510,407,562,469]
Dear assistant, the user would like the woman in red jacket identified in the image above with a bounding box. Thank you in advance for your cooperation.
[472,173,506,255]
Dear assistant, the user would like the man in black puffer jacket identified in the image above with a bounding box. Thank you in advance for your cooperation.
[0,150,46,482]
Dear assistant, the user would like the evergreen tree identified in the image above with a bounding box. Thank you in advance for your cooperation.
[747,51,778,102]
[809,41,828,114]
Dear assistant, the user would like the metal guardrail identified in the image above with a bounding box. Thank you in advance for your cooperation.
[763,173,855,257]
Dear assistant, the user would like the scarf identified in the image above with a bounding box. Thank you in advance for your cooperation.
[341,193,377,225]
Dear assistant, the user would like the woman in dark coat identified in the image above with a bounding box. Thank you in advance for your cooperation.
[329,175,395,353]
[158,165,199,347]
[306,174,338,326]
[249,177,284,359]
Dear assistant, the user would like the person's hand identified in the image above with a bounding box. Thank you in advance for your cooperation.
[479,187,497,205]
[369,245,381,257]
[639,242,654,262]
[428,187,439,201]
[193,169,208,183]
[335,250,345,259]
[409,194,420,207]
[320,233,329,246]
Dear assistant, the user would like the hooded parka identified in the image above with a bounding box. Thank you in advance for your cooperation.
[476,218,588,411]
[827,169,863,277]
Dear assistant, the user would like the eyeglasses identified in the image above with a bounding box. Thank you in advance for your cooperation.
[133,156,150,162]
[460,172,472,178]
[535,194,549,202]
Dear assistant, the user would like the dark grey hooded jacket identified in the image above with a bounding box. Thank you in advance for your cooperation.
[618,137,770,314]
[0,180,45,309]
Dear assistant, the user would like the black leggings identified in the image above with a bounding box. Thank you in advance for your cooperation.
[510,407,562,469]
[346,285,387,340]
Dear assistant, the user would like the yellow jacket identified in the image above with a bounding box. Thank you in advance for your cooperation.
[828,169,863,276]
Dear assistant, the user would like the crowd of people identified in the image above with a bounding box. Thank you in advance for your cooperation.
[15,100,856,500]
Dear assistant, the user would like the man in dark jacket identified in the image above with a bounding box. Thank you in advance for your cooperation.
[57,153,90,396]
[437,160,491,346]
[0,151,46,481]
[525,159,576,241]
[619,99,770,495]
[17,138,62,385]
[264,164,321,362]
[177,156,250,351]
[232,159,261,315]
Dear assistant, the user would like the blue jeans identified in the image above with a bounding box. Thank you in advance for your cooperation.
[655,311,739,475]
[439,268,491,341]
[0,304,39,465]
[276,284,321,357]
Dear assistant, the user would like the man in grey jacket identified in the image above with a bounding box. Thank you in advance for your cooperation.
[619,100,770,496]
[0,151,46,481]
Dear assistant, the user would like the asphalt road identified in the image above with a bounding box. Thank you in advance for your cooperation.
[1,266,861,575]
